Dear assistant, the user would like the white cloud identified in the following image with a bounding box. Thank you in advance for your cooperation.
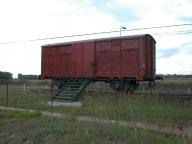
[157,48,192,74]
[156,33,192,74]
[0,42,41,77]
[155,34,192,50]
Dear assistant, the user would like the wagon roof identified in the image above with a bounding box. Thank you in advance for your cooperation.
[42,34,155,47]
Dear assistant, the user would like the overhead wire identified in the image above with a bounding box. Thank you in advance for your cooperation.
[152,30,192,36]
[0,23,192,45]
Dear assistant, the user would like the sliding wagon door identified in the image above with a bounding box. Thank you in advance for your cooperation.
[95,41,111,78]
[121,39,139,79]
[111,39,121,78]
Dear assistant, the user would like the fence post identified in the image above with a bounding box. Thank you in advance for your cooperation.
[6,82,8,106]
[51,79,54,112]
[23,83,26,91]
[45,83,48,89]
[115,92,119,125]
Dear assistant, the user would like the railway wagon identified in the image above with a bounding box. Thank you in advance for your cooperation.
[41,34,156,101]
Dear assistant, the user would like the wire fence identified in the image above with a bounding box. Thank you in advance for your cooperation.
[0,79,192,143]
[0,80,191,103]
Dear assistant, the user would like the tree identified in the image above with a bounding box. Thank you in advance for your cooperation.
[18,73,23,80]
[0,71,13,80]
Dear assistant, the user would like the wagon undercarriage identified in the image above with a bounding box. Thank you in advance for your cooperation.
[53,78,146,102]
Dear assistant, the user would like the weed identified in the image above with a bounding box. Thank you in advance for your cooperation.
[0,110,191,144]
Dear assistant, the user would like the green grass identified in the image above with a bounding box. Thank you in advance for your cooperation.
[0,89,192,124]
[0,110,41,118]
[0,110,191,144]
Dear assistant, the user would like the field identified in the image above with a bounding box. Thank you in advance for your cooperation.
[0,79,192,143]
[0,110,191,144]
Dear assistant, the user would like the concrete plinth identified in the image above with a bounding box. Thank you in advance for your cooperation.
[48,101,82,107]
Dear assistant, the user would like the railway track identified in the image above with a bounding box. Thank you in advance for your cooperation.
[83,90,192,102]
[84,90,192,95]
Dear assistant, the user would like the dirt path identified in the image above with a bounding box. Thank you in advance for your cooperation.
[0,106,192,137]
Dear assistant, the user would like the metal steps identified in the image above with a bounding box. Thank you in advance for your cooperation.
[53,78,91,102]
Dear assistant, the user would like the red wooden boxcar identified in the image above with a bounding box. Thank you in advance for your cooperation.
[41,34,156,96]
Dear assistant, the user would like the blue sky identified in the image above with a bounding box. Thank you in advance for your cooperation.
[90,0,141,22]
[0,0,192,77]
[158,48,180,58]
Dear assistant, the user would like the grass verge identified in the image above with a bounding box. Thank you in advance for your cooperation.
[0,110,191,144]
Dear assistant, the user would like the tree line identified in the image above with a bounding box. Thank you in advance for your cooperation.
[17,73,39,80]
[157,74,192,78]
[0,70,191,80]
[0,71,39,80]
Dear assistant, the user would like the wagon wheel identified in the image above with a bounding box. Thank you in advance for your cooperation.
[110,81,125,91]
[148,80,155,89]
[125,81,139,94]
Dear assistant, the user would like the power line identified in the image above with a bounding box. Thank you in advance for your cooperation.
[0,23,192,45]
[153,30,192,36]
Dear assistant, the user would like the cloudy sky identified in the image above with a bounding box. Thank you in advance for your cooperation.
[0,0,192,78]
